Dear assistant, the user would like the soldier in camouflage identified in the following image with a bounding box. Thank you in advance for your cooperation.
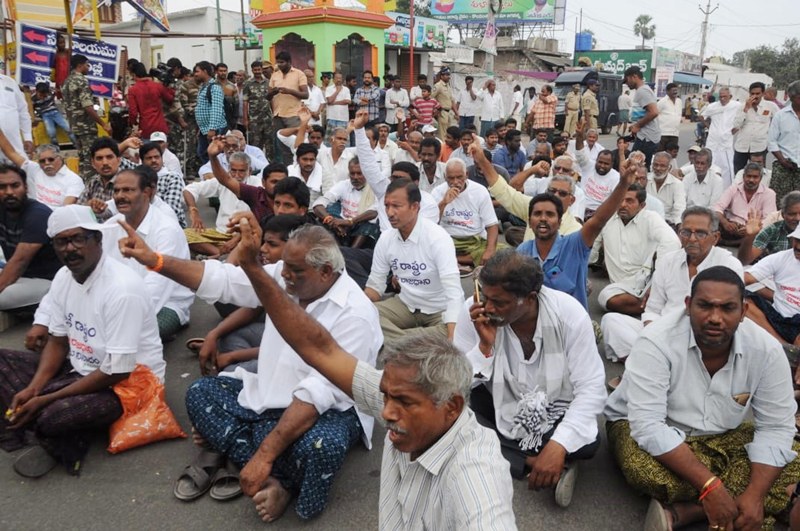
[180,69,202,180]
[164,58,189,177]
[242,60,274,160]
[62,54,112,181]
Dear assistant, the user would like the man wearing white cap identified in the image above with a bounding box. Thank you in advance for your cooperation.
[149,131,183,178]
[0,205,165,478]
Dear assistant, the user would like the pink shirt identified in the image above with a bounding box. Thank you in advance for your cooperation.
[713,182,776,225]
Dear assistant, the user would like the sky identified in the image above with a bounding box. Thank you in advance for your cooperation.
[138,0,799,60]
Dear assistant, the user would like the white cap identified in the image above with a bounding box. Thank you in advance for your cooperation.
[421,124,437,133]
[149,131,168,143]
[790,226,800,240]
[47,205,108,238]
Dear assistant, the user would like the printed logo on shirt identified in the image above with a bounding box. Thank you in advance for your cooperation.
[65,312,97,342]
[391,258,428,276]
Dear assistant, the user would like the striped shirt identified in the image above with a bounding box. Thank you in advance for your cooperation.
[351,361,517,531]
[413,97,440,125]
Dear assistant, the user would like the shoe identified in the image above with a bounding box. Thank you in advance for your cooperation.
[643,498,669,531]
[13,445,58,478]
[591,320,603,345]
[607,375,623,391]
[554,461,578,508]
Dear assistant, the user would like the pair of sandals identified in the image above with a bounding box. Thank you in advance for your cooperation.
[174,448,242,502]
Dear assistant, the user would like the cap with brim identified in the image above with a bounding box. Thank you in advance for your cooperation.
[687,145,702,153]
[149,131,167,142]
[421,124,437,133]
[439,67,451,75]
[790,226,800,240]
[586,79,598,86]
[47,205,109,238]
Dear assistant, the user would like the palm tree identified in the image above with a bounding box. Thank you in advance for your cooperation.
[633,14,656,49]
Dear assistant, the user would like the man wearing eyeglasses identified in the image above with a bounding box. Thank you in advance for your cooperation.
[602,206,743,367]
[0,164,61,312]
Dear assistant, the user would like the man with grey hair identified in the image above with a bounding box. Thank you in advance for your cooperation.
[682,147,725,208]
[602,206,743,366]
[646,151,685,226]
[432,156,503,271]
[768,80,800,202]
[0,131,83,209]
[143,210,515,528]
[116,213,382,522]
[454,250,606,508]
[633,165,666,219]
[198,129,268,180]
[702,87,742,187]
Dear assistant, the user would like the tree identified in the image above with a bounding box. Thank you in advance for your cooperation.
[633,14,656,49]
[395,0,431,17]
[583,28,598,50]
[730,38,800,88]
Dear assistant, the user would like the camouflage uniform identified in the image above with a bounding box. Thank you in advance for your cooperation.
[242,76,274,159]
[180,77,201,179]
[62,70,98,181]
[164,77,188,175]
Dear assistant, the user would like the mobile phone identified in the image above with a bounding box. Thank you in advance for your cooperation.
[473,277,481,304]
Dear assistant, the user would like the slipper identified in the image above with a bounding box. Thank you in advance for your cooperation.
[13,445,58,478]
[185,338,205,353]
[209,464,242,501]
[643,498,669,531]
[458,265,474,278]
[173,449,225,501]
[607,375,622,391]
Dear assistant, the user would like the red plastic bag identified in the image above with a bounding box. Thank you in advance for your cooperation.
[107,364,187,454]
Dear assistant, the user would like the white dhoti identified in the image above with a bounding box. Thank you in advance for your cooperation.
[709,143,734,188]
[600,313,643,362]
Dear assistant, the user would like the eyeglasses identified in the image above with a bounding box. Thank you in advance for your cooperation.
[38,157,57,164]
[547,188,571,198]
[53,231,95,250]
[678,229,713,240]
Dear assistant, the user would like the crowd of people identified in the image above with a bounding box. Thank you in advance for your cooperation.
[1,47,800,530]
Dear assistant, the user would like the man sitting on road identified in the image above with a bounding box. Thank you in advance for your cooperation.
[138,141,187,227]
[454,251,606,508]
[739,191,800,266]
[198,129,267,180]
[713,162,776,245]
[682,147,725,209]
[0,205,165,478]
[574,120,619,220]
[646,151,685,227]
[77,137,140,220]
[605,266,800,531]
[118,218,382,522]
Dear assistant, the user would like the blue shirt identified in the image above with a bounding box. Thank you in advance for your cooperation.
[768,104,800,164]
[493,146,527,175]
[516,231,591,309]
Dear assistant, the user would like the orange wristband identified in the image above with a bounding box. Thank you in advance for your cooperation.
[147,253,164,273]
[699,478,722,501]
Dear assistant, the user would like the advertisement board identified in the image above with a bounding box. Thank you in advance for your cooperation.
[384,12,447,50]
[653,47,702,75]
[574,49,653,81]
[431,0,565,24]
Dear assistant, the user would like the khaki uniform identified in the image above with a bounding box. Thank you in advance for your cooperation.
[564,91,582,135]
[432,80,456,140]
[582,90,600,131]
[62,71,98,180]
[242,76,274,159]
[180,78,201,179]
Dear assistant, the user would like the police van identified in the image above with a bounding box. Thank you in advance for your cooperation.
[553,68,625,134]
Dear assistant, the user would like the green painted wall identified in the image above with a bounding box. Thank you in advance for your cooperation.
[261,22,385,78]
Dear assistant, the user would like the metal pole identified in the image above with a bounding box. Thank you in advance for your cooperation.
[698,1,718,65]
[216,0,224,63]
[239,0,247,73]
[409,0,414,89]
[1,6,7,75]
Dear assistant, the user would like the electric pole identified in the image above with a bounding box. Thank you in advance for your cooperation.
[698,0,718,64]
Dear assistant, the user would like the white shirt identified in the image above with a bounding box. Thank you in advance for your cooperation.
[197,261,382,447]
[657,96,683,137]
[702,100,742,149]
[312,180,379,222]
[569,140,605,163]
[0,74,32,164]
[384,88,410,125]
[454,288,606,453]
[378,138,398,164]
[594,210,682,283]
[642,246,744,323]
[288,162,328,204]
[324,84,351,123]
[199,148,268,178]
[510,91,523,115]
[748,249,800,318]
[478,90,504,122]
[645,193,665,219]
[457,88,481,117]
[303,85,326,126]
[645,174,686,225]
[523,176,587,222]
[319,147,356,185]
[366,216,463,323]
[184,175,260,233]
[605,310,796,468]
[162,148,183,177]
[733,100,779,153]
[22,160,84,209]
[417,161,447,193]
[351,361,516,530]
[683,170,725,208]
[409,85,424,102]
[431,181,498,238]
[617,92,632,111]
[576,147,620,213]
[103,205,194,325]
[48,256,166,381]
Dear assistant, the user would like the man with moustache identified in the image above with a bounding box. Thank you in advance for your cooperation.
[575,119,619,220]
[77,137,139,221]
[713,163,776,245]
[646,152,686,227]
[138,141,187,227]
[354,70,382,128]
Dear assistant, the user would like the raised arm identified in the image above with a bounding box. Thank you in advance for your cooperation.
[581,152,643,246]
[0,128,26,167]
[208,138,241,197]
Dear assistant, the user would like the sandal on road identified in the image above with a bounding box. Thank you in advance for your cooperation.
[13,445,57,478]
[174,449,225,501]
[185,338,205,353]
[209,464,242,501]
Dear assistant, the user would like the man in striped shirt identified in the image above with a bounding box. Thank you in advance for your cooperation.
[412,85,440,127]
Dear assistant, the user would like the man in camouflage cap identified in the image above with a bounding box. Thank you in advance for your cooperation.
[242,60,275,160]
[61,54,112,180]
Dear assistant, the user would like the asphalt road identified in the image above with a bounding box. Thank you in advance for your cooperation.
[1,123,763,530]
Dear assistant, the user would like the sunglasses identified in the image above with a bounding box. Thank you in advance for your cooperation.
[38,157,57,164]
[546,188,571,198]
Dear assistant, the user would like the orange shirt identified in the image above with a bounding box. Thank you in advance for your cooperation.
[268,67,308,118]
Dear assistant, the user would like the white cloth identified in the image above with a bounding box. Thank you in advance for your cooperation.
[184,175,260,233]
[645,193,665,219]
[409,85,424,102]
[477,90,504,122]
[0,74,32,164]
[351,361,516,530]
[734,100,779,153]
[199,148,267,178]
[384,88,409,125]
[22,160,83,209]
[457,88,481,117]
[417,161,447,193]
[702,100,742,186]
[576,147,620,213]
[196,261,382,447]
[617,92,632,112]
[319,147,355,184]
[431,181,498,238]
[645,174,686,225]
[568,140,605,163]
[162,148,183,177]
[604,310,797,468]
[523,176,586,222]
[748,249,800,318]
[303,85,326,126]
[510,91,523,116]
[324,85,351,123]
[288,162,328,204]
[312,180,379,222]
[366,217,463,324]
[683,170,725,208]
[47,256,166,381]
[656,96,683,137]
[379,138,398,164]
[454,288,606,453]
[103,205,194,324]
